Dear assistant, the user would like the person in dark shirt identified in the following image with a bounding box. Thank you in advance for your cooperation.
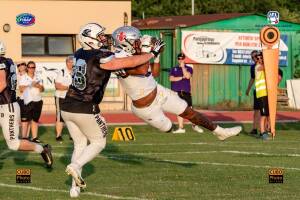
[61,23,164,198]
[246,50,260,135]
[169,53,203,134]
[0,41,52,168]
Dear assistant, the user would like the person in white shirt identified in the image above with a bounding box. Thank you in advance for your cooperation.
[19,61,44,143]
[54,56,73,142]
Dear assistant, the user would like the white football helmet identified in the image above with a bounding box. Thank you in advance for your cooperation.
[0,40,6,55]
[112,26,142,55]
[78,23,106,50]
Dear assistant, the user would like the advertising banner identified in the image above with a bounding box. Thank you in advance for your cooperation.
[182,31,288,66]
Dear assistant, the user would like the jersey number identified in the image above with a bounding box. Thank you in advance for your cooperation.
[10,64,17,90]
[72,59,87,90]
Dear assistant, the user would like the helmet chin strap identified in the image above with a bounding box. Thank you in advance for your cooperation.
[84,40,102,50]
[82,33,103,49]
[84,42,94,50]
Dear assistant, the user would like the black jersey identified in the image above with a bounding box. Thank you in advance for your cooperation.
[0,57,17,105]
[61,48,112,114]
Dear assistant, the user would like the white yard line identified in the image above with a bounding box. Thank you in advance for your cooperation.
[0,183,149,200]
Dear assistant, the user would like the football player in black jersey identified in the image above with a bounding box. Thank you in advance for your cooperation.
[61,23,164,197]
[0,41,53,168]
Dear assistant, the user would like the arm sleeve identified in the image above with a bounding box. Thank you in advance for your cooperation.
[0,58,7,70]
[99,51,115,64]
[187,66,193,75]
[55,70,64,83]
[0,63,5,70]
[169,68,174,76]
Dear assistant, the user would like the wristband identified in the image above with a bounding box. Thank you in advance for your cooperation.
[154,54,160,63]
[151,51,159,58]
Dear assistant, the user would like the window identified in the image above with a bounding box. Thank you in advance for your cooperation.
[22,36,45,55]
[22,35,75,56]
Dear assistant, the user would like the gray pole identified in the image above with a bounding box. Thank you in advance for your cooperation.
[192,0,194,15]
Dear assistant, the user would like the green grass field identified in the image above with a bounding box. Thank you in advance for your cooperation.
[0,123,300,200]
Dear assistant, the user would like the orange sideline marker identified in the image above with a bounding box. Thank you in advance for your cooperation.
[259,26,280,138]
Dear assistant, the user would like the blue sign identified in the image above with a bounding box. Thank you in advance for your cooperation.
[224,35,288,67]
[16,13,35,26]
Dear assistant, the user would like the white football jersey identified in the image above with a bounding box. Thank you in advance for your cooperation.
[114,49,157,100]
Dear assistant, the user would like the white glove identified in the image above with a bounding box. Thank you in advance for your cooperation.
[151,39,165,57]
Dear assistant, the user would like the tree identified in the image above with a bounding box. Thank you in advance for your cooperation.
[132,0,300,23]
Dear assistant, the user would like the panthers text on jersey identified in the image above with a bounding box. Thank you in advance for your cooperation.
[0,56,17,105]
[61,48,113,114]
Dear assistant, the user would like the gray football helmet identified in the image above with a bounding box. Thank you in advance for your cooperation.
[112,26,142,55]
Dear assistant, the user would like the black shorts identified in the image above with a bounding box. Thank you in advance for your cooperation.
[18,99,29,120]
[177,91,192,107]
[257,96,269,116]
[55,97,64,123]
[20,100,43,122]
[253,90,259,110]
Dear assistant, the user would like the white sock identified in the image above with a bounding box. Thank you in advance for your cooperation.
[75,142,105,168]
[34,144,43,153]
[213,125,224,135]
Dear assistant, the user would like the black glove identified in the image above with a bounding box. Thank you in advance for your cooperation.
[151,39,165,57]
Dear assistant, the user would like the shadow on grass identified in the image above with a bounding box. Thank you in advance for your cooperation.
[59,152,95,187]
[0,149,52,172]
[13,153,51,171]
[276,122,300,131]
[102,143,196,168]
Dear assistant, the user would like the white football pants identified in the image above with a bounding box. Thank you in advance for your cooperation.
[131,84,187,132]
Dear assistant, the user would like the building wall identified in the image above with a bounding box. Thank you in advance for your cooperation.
[0,0,131,62]
[0,0,131,112]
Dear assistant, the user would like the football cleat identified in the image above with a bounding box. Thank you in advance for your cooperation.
[261,132,271,140]
[66,164,86,189]
[40,144,53,168]
[172,128,186,134]
[70,186,81,198]
[214,126,242,141]
[192,125,204,133]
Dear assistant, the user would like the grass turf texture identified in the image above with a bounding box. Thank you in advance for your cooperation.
[0,123,299,200]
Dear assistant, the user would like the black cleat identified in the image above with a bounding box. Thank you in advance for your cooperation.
[32,137,42,143]
[56,136,63,142]
[250,129,258,135]
[41,144,53,168]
